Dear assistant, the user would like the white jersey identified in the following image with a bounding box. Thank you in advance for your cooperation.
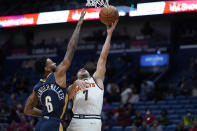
[72,77,104,115]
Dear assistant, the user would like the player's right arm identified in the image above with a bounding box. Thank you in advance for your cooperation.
[93,20,118,89]
[55,9,86,76]
[24,91,42,117]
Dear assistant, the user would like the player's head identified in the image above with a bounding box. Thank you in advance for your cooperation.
[76,68,90,79]
[35,57,56,76]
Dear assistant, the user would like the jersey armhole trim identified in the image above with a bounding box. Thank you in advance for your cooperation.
[92,77,104,90]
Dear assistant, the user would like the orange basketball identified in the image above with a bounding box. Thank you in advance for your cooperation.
[99,6,119,25]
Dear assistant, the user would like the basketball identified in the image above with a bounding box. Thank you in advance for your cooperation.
[99,5,119,25]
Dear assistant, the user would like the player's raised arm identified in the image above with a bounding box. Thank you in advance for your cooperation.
[56,9,86,76]
[24,91,42,117]
[93,20,118,86]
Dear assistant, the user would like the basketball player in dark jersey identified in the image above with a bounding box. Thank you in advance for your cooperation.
[24,9,86,131]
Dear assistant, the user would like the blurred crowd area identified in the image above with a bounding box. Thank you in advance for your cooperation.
[0,19,171,51]
[0,37,197,131]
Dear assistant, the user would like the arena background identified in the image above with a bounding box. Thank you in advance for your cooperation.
[0,0,197,131]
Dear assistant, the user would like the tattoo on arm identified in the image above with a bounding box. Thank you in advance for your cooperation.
[24,92,42,117]
[64,25,81,64]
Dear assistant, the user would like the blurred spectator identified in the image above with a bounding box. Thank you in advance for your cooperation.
[143,108,155,126]
[16,101,24,114]
[175,121,187,131]
[157,109,170,126]
[189,120,197,131]
[106,83,120,102]
[139,121,150,131]
[7,120,18,131]
[17,114,33,131]
[183,110,197,126]
[112,104,131,127]
[102,98,111,124]
[105,111,116,126]
[11,73,20,92]
[133,111,143,127]
[140,80,154,100]
[150,120,163,131]
[126,103,135,117]
[102,98,111,113]
[128,86,140,104]
[0,99,9,123]
[192,86,197,96]
[8,107,20,123]
[121,84,132,104]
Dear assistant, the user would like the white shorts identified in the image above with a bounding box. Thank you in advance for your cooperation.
[67,118,102,131]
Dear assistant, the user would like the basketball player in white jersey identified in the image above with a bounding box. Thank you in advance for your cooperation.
[67,20,118,131]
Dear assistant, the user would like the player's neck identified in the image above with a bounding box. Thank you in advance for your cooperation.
[43,72,51,79]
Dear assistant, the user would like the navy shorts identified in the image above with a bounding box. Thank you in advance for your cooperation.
[35,117,63,131]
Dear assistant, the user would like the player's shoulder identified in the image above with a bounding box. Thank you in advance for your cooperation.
[33,81,43,91]
[91,76,104,90]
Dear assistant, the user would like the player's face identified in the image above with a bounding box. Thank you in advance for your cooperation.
[77,68,90,79]
[46,58,56,72]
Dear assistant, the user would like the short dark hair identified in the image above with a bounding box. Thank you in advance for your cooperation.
[35,57,47,75]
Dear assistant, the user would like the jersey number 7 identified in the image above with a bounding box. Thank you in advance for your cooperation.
[83,90,88,101]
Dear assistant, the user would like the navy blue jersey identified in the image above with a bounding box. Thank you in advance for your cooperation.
[34,73,68,120]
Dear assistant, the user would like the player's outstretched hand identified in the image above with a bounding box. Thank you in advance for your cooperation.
[107,20,119,35]
[77,9,86,26]
[73,80,89,89]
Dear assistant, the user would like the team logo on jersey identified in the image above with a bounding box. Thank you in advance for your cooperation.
[74,83,95,93]
[37,84,65,100]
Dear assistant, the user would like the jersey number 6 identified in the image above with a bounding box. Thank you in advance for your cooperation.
[83,90,88,101]
[45,96,53,113]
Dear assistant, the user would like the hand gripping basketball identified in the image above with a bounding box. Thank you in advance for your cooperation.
[107,20,118,34]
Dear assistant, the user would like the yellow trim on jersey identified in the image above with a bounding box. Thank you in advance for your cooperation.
[60,94,68,119]
[59,123,63,131]
[40,79,46,82]
[40,73,52,82]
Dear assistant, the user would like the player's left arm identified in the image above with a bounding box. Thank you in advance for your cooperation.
[93,20,118,89]
[24,91,42,117]
[55,10,86,76]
